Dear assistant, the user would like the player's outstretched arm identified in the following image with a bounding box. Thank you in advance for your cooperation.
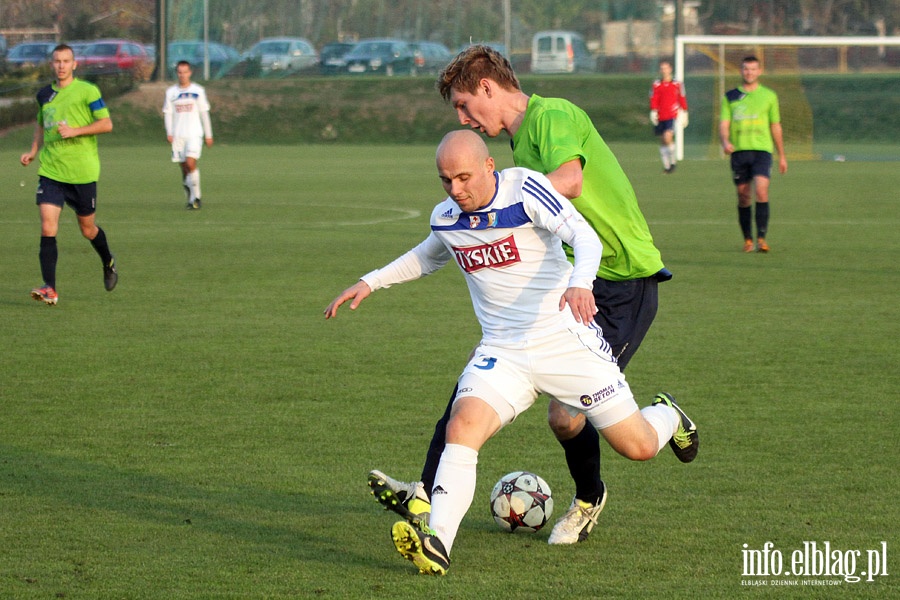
[323,280,373,319]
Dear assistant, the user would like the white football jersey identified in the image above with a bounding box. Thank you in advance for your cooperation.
[362,168,602,345]
[163,82,212,139]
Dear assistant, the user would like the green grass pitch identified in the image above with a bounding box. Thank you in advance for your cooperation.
[0,139,897,598]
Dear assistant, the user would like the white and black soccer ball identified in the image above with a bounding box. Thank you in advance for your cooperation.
[489,471,553,533]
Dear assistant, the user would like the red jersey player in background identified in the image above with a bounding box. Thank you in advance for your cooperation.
[649,60,688,173]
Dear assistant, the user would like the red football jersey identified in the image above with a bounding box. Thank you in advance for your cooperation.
[650,79,688,121]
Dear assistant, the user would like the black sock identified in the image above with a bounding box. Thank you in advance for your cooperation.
[90,227,113,265]
[738,205,753,240]
[420,385,456,496]
[755,202,769,239]
[559,424,604,505]
[39,236,58,289]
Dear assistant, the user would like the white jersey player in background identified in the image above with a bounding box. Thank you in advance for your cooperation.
[163,61,213,209]
[324,130,699,576]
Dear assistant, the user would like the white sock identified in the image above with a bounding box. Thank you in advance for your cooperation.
[667,143,677,165]
[659,146,670,169]
[640,403,680,454]
[429,443,478,554]
[187,169,201,202]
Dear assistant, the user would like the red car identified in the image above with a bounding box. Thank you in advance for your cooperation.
[79,39,153,81]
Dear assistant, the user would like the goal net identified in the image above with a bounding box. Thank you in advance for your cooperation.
[674,35,900,161]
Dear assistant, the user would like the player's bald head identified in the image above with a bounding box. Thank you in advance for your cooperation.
[436,129,490,166]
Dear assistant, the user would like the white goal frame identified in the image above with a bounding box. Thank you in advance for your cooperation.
[673,35,900,160]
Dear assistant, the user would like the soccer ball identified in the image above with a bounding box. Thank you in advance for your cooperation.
[489,471,553,533]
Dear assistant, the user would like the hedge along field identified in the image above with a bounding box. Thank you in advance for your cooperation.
[5,70,898,150]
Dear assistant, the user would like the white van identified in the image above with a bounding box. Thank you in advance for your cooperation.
[531,30,596,74]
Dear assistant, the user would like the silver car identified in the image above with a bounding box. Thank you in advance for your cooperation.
[243,37,317,74]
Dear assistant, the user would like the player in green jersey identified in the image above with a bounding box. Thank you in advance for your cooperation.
[20,44,117,305]
[719,55,788,253]
[367,45,679,547]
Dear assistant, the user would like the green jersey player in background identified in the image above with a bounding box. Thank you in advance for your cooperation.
[368,44,677,547]
[20,43,118,305]
[719,55,788,253]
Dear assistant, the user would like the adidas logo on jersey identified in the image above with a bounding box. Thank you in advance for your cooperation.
[440,208,455,220]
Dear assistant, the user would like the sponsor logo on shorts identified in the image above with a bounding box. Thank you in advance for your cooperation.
[580,384,618,408]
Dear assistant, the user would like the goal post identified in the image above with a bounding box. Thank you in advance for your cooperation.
[674,35,900,161]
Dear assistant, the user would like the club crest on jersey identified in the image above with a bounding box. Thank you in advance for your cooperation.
[467,212,498,229]
[452,234,520,273]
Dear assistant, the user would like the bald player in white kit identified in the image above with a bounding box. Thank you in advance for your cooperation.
[324,130,699,575]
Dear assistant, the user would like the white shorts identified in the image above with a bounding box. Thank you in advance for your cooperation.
[455,325,639,430]
[171,137,203,162]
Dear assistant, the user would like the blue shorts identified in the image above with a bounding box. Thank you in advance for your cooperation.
[654,119,675,136]
[730,151,772,185]
[36,176,97,217]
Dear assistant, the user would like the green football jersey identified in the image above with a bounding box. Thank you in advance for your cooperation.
[36,78,110,184]
[720,84,781,153]
[511,94,665,281]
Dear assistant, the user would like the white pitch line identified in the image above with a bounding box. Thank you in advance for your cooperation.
[307,206,421,227]
[0,205,423,228]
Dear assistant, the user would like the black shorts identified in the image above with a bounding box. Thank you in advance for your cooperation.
[730,151,772,185]
[654,119,675,136]
[592,269,671,370]
[37,176,97,217]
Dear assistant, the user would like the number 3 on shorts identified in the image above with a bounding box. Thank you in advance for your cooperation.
[473,356,497,370]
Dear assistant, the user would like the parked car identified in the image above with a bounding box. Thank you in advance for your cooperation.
[243,37,317,75]
[319,41,356,75]
[343,39,416,76]
[531,30,596,74]
[167,40,240,79]
[79,39,153,80]
[5,41,55,69]
[410,41,453,75]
